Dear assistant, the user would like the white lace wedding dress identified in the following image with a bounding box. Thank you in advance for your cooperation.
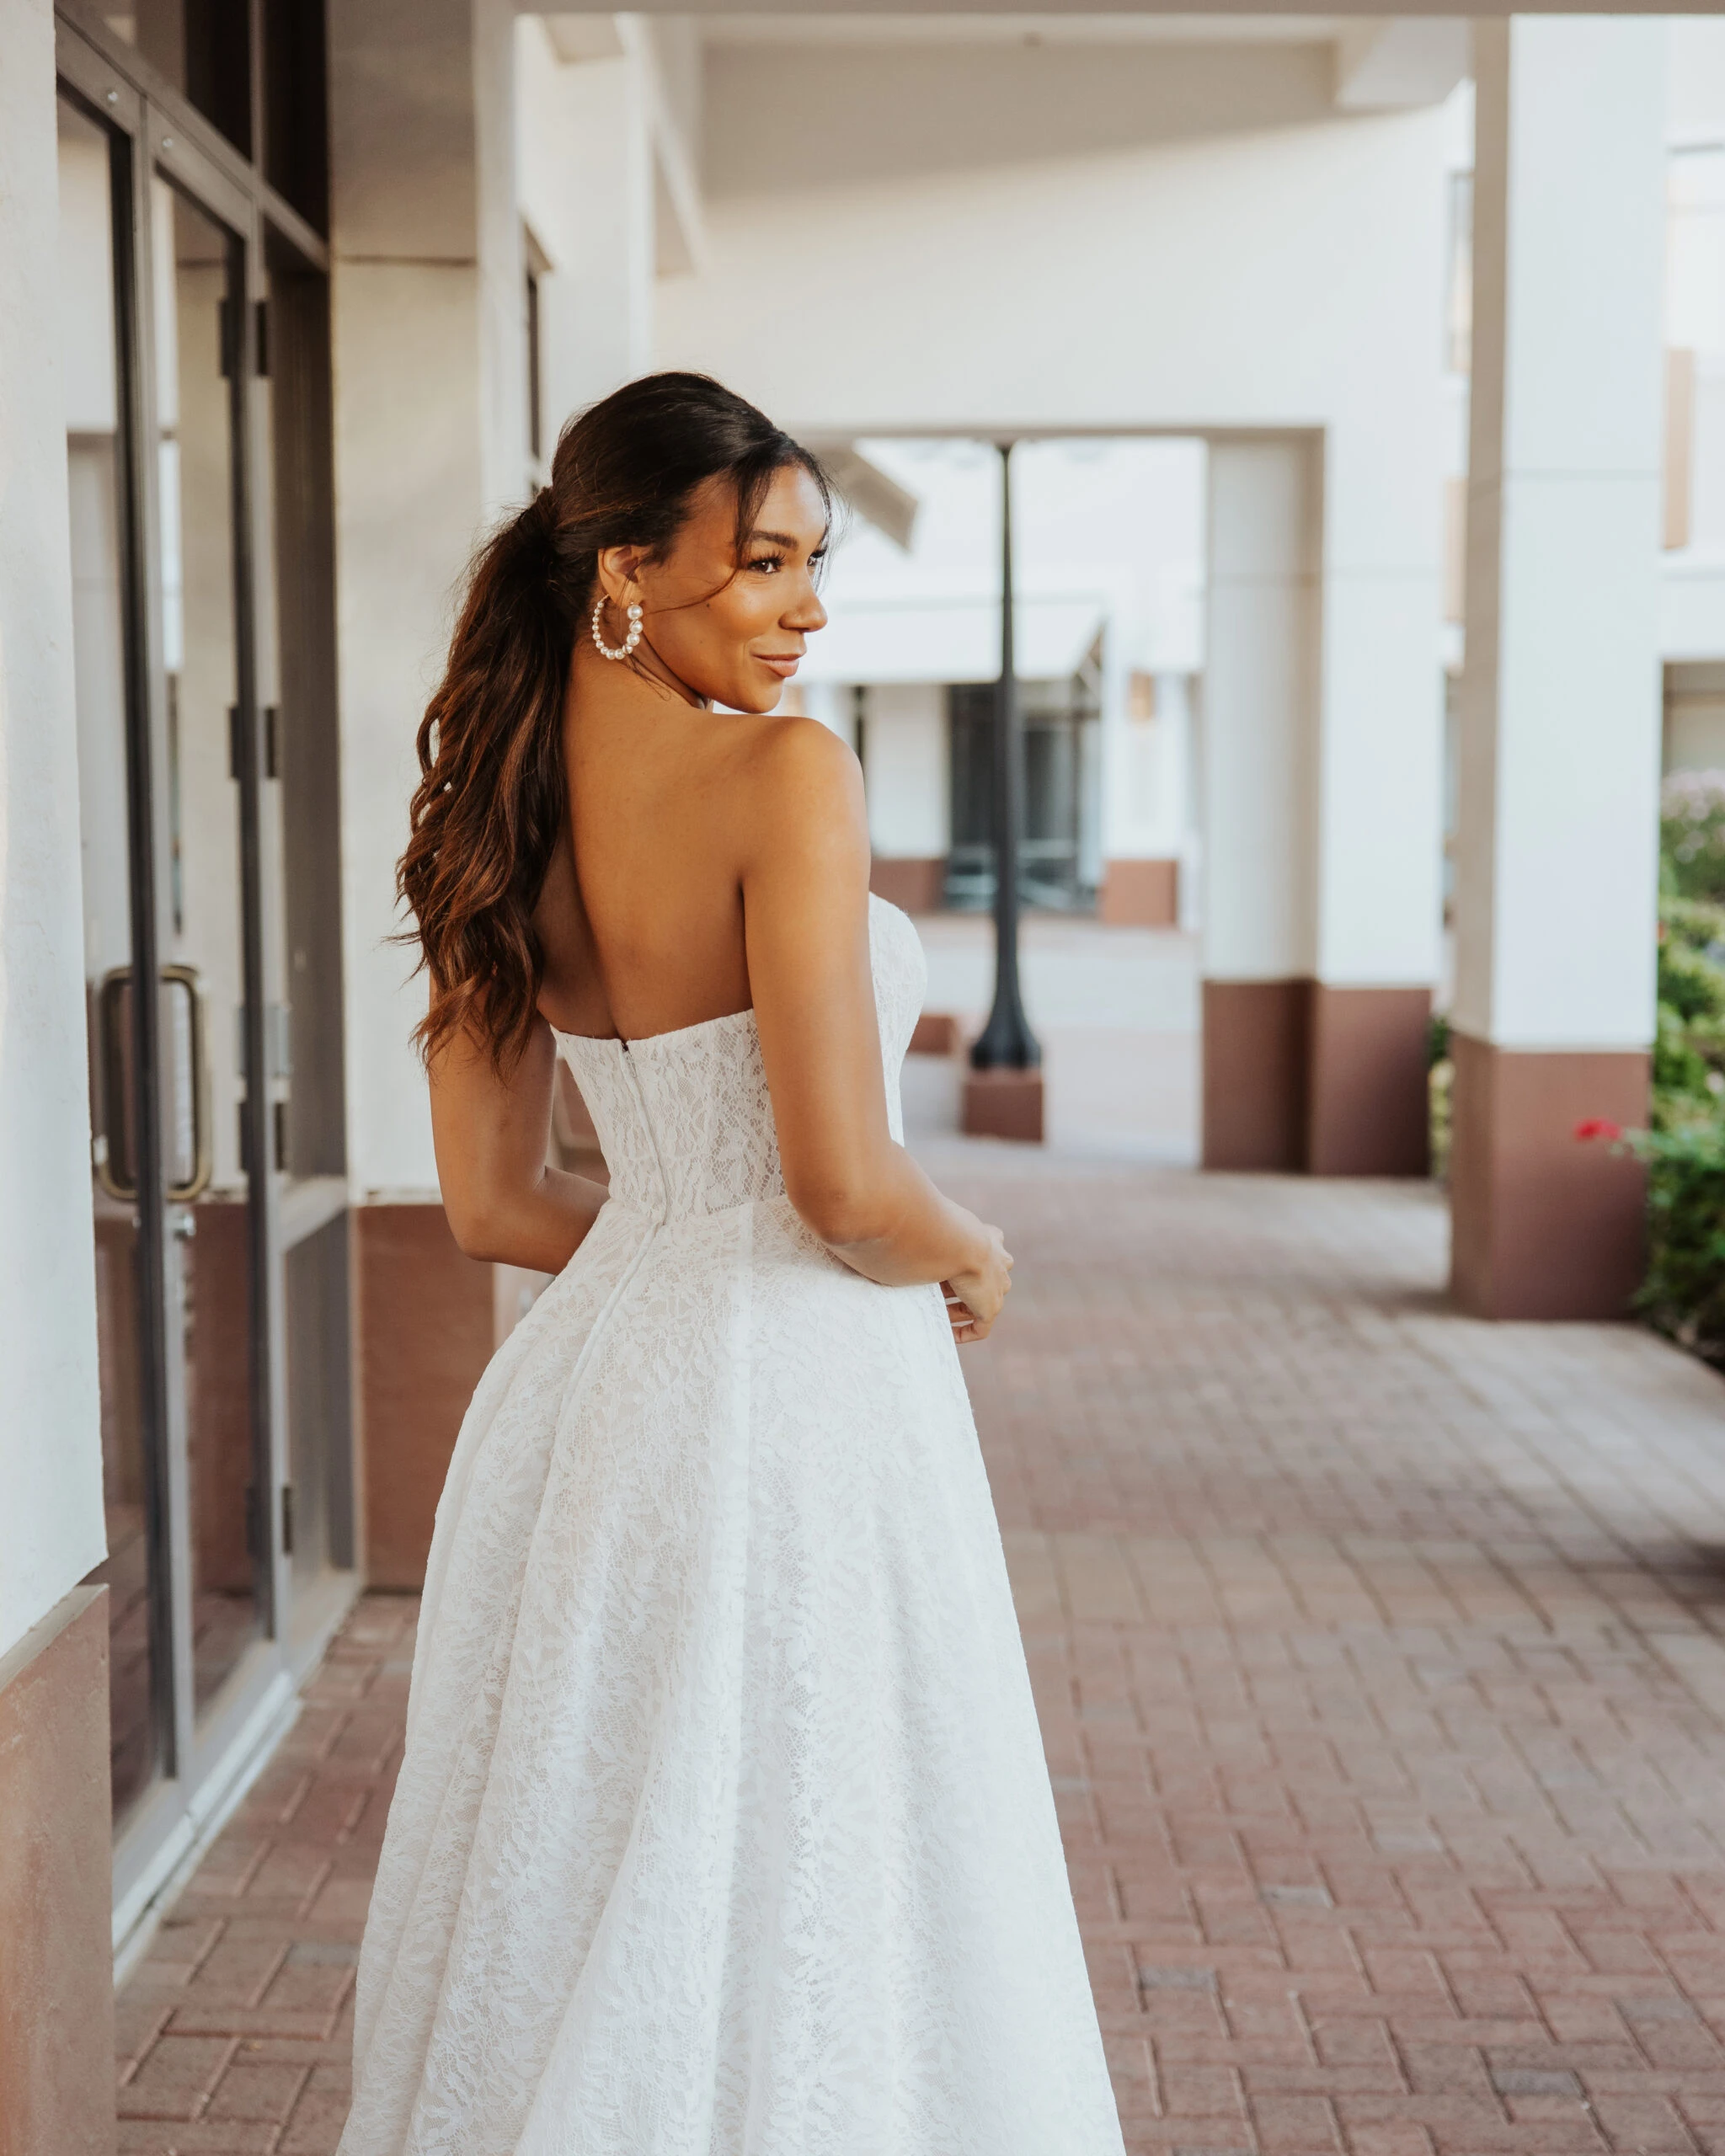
[338,894,1124,2156]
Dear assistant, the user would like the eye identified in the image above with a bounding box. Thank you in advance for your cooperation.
[748,552,784,574]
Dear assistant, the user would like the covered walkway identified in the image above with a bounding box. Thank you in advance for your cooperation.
[117,1162,1725,2156]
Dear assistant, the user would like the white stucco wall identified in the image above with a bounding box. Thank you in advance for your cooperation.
[329,0,531,1194]
[0,0,106,1655]
[1453,18,1666,1054]
[862,684,948,858]
[1662,23,1725,664]
[1204,440,1320,982]
[516,19,655,437]
[658,36,1446,989]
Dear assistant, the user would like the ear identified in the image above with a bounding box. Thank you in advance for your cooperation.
[595,544,646,606]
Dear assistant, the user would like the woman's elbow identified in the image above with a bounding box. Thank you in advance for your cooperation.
[442,1192,508,1263]
[786,1171,892,1249]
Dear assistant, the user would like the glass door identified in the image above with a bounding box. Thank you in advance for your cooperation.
[55,4,354,1915]
[153,173,270,1716]
[57,90,174,1827]
[262,226,355,1630]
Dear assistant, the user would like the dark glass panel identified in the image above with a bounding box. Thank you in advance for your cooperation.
[263,0,328,232]
[118,0,253,157]
[155,177,264,1713]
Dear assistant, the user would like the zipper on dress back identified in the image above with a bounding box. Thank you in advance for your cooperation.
[616,1035,670,1225]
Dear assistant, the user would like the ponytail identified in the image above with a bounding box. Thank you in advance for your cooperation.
[399,489,581,1069]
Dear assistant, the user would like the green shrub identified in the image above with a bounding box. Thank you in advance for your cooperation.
[1612,862,1725,1353]
[1619,1122,1725,1362]
[1653,897,1725,1129]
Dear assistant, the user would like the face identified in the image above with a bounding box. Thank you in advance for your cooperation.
[595,463,830,713]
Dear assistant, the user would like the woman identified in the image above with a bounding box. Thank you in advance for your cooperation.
[339,373,1124,2155]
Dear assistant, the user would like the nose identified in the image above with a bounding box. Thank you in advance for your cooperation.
[784,578,827,634]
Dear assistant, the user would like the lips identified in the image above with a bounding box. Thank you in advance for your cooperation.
[758,654,801,678]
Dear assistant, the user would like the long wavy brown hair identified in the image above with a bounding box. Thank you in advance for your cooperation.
[398,372,829,1070]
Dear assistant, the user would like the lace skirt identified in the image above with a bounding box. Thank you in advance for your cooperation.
[336,1193,1125,2156]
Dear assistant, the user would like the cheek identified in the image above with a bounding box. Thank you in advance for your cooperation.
[705,586,777,650]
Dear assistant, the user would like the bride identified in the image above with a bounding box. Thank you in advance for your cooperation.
[337,372,1124,2155]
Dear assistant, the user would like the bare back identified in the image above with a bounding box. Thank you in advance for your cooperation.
[534,664,802,1043]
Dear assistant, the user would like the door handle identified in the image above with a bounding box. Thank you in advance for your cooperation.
[94,966,137,1201]
[92,964,213,1203]
[161,964,213,1203]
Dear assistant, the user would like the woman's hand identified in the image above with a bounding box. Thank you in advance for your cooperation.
[943,1218,1012,1345]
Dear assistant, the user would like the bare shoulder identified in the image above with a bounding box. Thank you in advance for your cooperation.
[724,712,867,871]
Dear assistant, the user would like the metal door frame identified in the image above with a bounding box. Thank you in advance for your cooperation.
[55,3,355,1962]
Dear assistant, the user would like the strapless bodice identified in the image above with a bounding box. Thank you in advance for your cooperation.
[553,894,927,1225]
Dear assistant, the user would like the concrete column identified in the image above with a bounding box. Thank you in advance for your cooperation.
[328,0,526,1578]
[1310,424,1445,1177]
[1450,18,1666,1318]
[541,52,655,420]
[1201,438,1320,1169]
[0,1,115,2144]
[328,0,509,1203]
[0,0,107,1649]
[1203,417,1444,1177]
[863,681,948,915]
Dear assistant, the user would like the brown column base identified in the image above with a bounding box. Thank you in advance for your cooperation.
[1449,1033,1648,1320]
[1308,985,1433,1176]
[1098,857,1179,926]
[356,1203,496,1589]
[868,857,946,914]
[961,1066,1045,1143]
[910,1011,961,1056]
[0,1586,115,2156]
[1203,979,1309,1170]
[1202,978,1433,1176]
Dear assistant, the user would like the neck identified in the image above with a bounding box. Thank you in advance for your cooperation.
[571,632,708,712]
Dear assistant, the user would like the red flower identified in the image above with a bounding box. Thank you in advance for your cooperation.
[1573,1118,1622,1142]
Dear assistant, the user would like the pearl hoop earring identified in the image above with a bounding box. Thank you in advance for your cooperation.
[591,595,644,663]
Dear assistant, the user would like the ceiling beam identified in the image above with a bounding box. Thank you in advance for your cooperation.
[1333,17,1469,106]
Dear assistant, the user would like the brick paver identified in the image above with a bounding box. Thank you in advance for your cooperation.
[118,1166,1725,2153]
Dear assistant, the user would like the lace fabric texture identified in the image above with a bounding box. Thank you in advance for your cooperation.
[338,895,1124,2156]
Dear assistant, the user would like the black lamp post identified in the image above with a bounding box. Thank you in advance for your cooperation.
[969,440,1042,1074]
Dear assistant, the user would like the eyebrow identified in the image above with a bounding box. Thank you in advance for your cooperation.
[746,529,825,550]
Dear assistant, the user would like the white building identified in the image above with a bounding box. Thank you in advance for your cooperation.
[0,5,1706,2140]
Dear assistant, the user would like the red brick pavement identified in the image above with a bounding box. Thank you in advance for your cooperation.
[117,1166,1725,2153]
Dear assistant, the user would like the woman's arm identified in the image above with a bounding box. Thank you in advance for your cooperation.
[428,1011,608,1272]
[740,719,1012,1337]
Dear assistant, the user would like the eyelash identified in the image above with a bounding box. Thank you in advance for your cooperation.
[748,551,826,575]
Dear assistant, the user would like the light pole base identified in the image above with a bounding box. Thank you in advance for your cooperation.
[961,1066,1045,1144]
